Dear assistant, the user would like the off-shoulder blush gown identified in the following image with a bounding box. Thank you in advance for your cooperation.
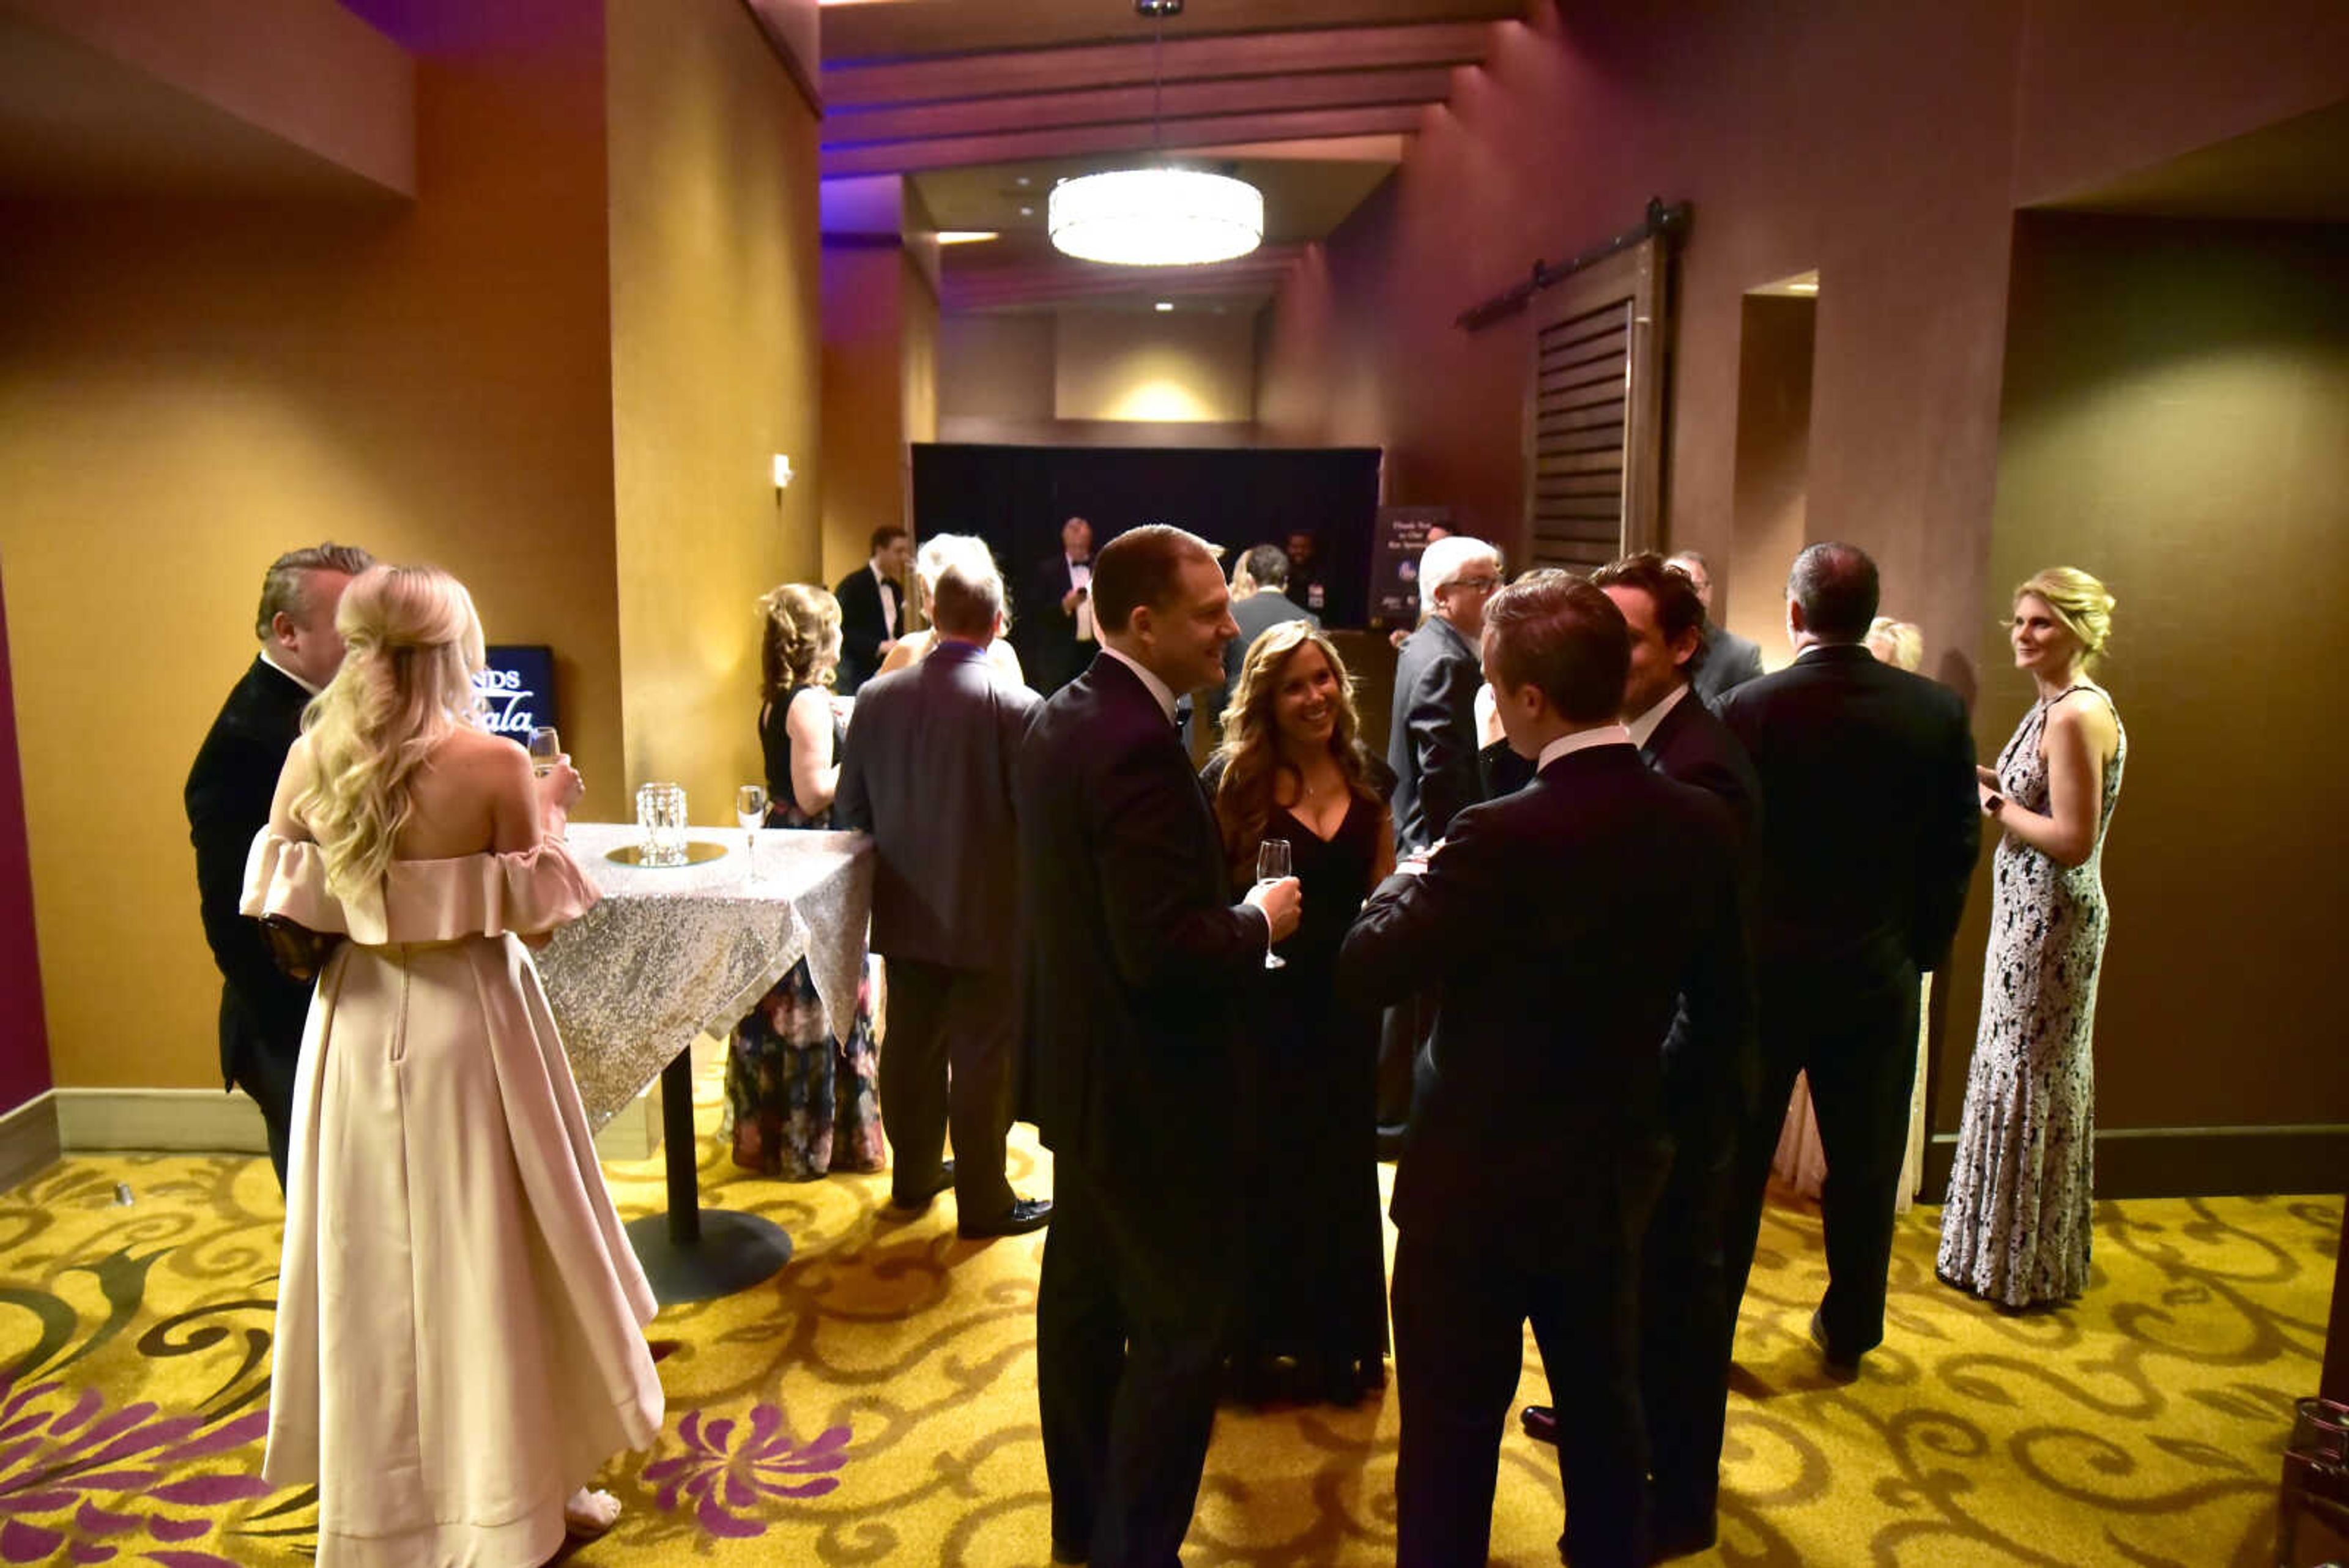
[243,833,664,1568]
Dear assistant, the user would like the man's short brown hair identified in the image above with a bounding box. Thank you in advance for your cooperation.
[1592,551,1710,677]
[1091,524,1216,634]
[1482,574,1629,724]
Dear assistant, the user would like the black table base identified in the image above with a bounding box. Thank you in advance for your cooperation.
[622,1049,793,1305]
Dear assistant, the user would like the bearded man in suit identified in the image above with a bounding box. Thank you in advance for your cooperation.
[1019,524,1302,1567]
[1341,574,1750,1568]
[185,541,373,1189]
[1716,541,1979,1378]
[1521,551,1762,1559]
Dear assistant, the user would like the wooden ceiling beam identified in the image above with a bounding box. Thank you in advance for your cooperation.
[823,23,1494,111]
[821,1,1523,64]
[826,66,1456,150]
[823,104,1426,178]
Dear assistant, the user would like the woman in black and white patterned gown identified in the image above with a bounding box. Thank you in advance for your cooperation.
[1939,568,2126,1308]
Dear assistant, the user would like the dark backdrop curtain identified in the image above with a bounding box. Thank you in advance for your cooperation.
[910,444,1384,630]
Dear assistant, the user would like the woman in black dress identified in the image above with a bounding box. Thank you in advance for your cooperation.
[725,583,885,1178]
[1204,621,1395,1404]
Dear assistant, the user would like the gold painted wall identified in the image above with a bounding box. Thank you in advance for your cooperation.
[606,0,823,817]
[820,243,913,585]
[0,5,624,1091]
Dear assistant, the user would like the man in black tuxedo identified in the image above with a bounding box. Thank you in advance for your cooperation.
[1018,524,1302,1567]
[1668,551,1766,708]
[1518,552,1764,1558]
[1378,534,1502,1150]
[831,525,911,694]
[185,542,373,1189]
[1341,575,1749,1568]
[834,547,1051,1239]
[1716,542,1979,1377]
[1022,516,1096,698]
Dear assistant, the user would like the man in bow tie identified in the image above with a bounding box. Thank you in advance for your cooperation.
[1023,516,1097,698]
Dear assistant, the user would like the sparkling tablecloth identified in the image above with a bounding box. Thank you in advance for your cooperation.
[538,822,873,1129]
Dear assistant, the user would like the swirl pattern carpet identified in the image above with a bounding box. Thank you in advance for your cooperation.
[0,1070,2332,1567]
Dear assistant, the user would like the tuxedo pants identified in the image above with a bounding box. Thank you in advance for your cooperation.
[1375,993,1435,1132]
[1639,1136,1734,1524]
[877,959,1017,1221]
[1391,1216,1654,1568]
[225,992,302,1192]
[1037,1163,1233,1567]
[1722,965,1921,1358]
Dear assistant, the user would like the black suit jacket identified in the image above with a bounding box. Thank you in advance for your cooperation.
[1019,554,1091,696]
[185,657,313,1087]
[1016,653,1267,1239]
[834,641,1040,973]
[831,564,898,694]
[1691,624,1766,710]
[1340,744,1750,1264]
[1386,614,1483,853]
[1717,643,1979,981]
[1640,689,1765,1140]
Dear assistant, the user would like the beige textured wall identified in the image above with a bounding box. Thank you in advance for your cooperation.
[0,4,623,1091]
[820,243,922,584]
[938,313,1056,425]
[1939,214,2349,1134]
[606,0,823,816]
[1054,310,1256,423]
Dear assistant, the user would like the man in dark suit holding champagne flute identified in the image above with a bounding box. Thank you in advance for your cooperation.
[1018,523,1301,1567]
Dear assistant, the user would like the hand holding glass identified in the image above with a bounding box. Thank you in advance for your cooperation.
[1256,839,1292,970]
[527,726,562,777]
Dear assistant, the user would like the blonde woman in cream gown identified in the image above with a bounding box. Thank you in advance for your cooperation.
[242,563,663,1567]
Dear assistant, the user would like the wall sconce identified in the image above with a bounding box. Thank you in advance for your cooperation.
[772,454,795,491]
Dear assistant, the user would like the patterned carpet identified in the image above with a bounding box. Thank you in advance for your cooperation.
[0,1069,2333,1567]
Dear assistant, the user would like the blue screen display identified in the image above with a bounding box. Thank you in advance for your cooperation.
[474,645,557,740]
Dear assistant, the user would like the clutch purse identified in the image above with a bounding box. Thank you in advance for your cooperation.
[259,913,343,984]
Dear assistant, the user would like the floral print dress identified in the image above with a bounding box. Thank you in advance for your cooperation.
[1937,683,2126,1307]
[726,688,886,1178]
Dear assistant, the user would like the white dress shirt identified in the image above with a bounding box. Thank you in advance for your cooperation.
[1099,645,1177,724]
[870,561,899,639]
[1624,683,1691,750]
[1534,723,1634,771]
[1069,556,1094,642]
[259,647,322,697]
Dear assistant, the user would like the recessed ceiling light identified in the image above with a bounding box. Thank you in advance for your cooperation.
[1154,300,1174,312]
[1018,205,1035,218]
[1014,176,1032,188]
[935,230,1000,245]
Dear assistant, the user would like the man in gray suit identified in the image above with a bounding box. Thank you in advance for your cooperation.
[1669,551,1766,708]
[836,543,1052,1238]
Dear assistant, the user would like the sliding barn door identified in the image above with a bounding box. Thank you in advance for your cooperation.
[1522,234,1668,573]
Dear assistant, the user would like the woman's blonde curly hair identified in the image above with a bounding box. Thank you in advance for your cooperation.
[758,583,842,703]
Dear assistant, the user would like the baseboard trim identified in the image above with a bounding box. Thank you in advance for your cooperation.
[0,1093,62,1194]
[1923,1123,2349,1201]
[51,1087,269,1156]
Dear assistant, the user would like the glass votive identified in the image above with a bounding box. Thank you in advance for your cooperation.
[636,781,688,866]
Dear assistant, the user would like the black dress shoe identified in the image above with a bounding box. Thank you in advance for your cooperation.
[889,1159,956,1213]
[1520,1403,1559,1444]
[960,1195,1052,1239]
[1808,1309,1862,1381]
[1647,1506,1717,1561]
[1049,1539,1089,1565]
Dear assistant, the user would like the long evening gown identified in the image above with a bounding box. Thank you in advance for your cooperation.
[242,833,664,1568]
[726,686,884,1177]
[1937,683,2127,1307]
[1207,757,1391,1400]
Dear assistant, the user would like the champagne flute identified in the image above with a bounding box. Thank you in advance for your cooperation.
[735,784,768,879]
[527,726,562,777]
[1256,839,1292,970]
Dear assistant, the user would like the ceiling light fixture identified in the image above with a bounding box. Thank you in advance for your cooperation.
[1154,300,1174,311]
[935,230,1000,245]
[1048,0,1263,268]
